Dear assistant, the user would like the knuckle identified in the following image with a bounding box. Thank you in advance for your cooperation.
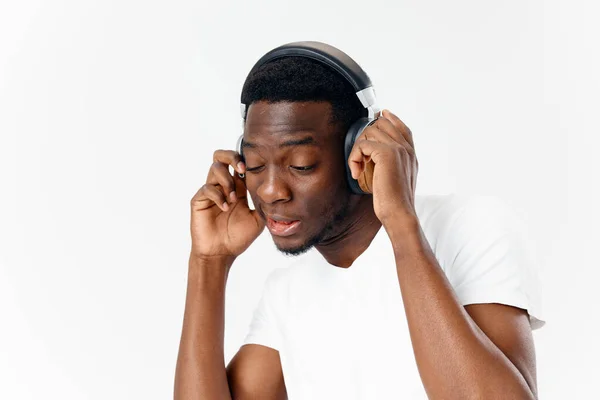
[191,187,204,204]
[213,149,230,162]
[210,161,221,170]
[400,144,411,154]
[361,127,373,138]
[398,146,411,158]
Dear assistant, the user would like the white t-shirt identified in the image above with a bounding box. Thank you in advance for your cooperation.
[242,193,545,399]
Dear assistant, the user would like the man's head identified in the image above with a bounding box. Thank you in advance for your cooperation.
[240,57,369,256]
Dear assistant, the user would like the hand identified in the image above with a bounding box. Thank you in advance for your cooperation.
[348,109,418,225]
[189,150,265,260]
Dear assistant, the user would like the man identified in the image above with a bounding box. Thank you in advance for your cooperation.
[174,54,544,399]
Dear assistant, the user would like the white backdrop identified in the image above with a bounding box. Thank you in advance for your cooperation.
[1,1,598,399]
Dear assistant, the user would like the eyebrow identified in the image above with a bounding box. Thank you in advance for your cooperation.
[241,136,318,150]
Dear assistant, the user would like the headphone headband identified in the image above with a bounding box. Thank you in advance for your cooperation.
[240,41,379,119]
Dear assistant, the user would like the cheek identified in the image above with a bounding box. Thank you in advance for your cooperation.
[304,180,347,214]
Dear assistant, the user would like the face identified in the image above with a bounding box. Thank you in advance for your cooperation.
[242,100,354,256]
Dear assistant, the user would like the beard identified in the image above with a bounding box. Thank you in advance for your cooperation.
[275,195,353,257]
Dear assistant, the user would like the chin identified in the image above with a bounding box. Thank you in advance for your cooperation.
[272,235,315,257]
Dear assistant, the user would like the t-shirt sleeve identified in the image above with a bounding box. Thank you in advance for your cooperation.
[242,268,285,351]
[442,195,545,330]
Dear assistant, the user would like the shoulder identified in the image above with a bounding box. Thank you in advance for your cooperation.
[415,193,527,268]
[415,194,545,329]
[415,193,516,226]
[416,193,522,233]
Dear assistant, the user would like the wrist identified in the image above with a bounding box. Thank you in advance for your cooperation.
[189,253,236,268]
[188,253,236,284]
[381,209,419,235]
[382,213,427,255]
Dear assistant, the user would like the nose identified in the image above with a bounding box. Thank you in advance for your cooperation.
[256,167,292,205]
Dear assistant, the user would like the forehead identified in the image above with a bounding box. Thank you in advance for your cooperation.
[244,101,335,142]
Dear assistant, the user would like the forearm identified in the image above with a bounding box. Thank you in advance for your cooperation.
[174,254,235,400]
[385,217,535,400]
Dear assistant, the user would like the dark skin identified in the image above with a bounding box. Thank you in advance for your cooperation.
[176,100,538,400]
[240,100,383,266]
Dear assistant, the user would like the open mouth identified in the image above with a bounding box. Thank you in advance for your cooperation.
[266,217,302,237]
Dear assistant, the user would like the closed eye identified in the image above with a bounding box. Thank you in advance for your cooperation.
[245,166,264,173]
[245,165,316,173]
[291,165,314,171]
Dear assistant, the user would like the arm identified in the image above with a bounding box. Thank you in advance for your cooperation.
[175,148,275,399]
[347,109,539,398]
[174,255,288,400]
[385,218,537,400]
[174,254,234,400]
[226,344,287,399]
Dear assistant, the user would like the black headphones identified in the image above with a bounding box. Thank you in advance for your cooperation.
[237,41,381,195]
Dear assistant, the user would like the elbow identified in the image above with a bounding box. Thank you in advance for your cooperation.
[469,381,537,400]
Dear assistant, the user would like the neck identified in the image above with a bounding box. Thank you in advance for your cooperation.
[315,196,382,268]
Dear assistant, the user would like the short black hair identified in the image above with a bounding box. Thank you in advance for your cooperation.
[240,56,367,134]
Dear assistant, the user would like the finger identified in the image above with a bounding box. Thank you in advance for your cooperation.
[361,116,414,154]
[193,184,229,212]
[382,109,415,150]
[366,116,413,153]
[361,120,404,146]
[347,139,387,179]
[213,149,246,174]
[207,162,237,203]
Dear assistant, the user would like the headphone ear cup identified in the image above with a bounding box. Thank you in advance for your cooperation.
[344,117,375,195]
[236,134,244,158]
[236,134,245,178]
